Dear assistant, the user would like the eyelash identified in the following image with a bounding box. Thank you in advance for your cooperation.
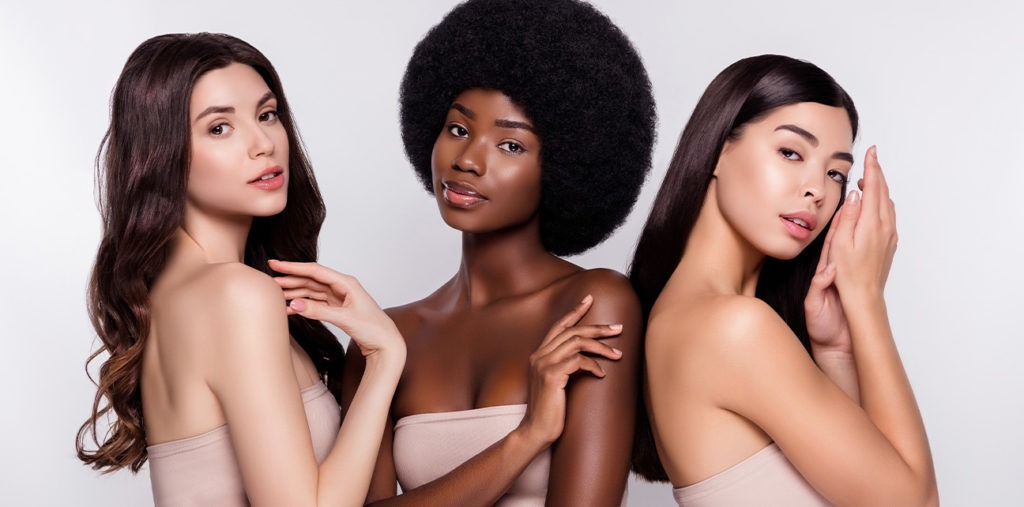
[498,141,525,154]
[780,148,848,184]
[827,170,848,184]
[446,124,527,155]
[210,122,232,136]
[259,110,279,123]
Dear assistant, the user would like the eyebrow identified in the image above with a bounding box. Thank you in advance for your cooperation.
[193,91,277,124]
[775,124,853,163]
[450,103,535,133]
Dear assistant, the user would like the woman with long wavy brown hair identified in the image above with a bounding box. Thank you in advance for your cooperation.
[76,32,407,506]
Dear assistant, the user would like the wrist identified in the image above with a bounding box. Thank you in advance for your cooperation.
[509,423,552,455]
[363,346,406,378]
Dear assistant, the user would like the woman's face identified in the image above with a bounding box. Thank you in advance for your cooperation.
[430,88,542,234]
[187,62,289,221]
[714,102,853,260]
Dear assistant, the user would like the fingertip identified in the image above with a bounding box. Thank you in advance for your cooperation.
[581,294,593,305]
[608,324,623,332]
[848,190,860,205]
[289,298,307,312]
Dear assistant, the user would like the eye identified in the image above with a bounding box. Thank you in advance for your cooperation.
[259,110,279,123]
[827,169,848,184]
[779,148,802,161]
[498,141,525,154]
[210,122,233,136]
[447,124,469,138]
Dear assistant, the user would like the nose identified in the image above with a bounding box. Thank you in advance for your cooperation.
[249,123,276,159]
[452,138,486,176]
[802,169,826,206]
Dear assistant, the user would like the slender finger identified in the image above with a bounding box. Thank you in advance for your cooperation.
[536,323,622,357]
[540,295,594,347]
[860,146,881,214]
[833,190,860,244]
[282,288,333,303]
[544,352,606,381]
[274,275,332,294]
[871,146,891,203]
[268,260,348,288]
[544,333,624,363]
[815,205,841,272]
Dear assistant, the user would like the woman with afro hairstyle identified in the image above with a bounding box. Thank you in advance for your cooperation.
[631,55,936,505]
[336,0,655,505]
[78,33,406,505]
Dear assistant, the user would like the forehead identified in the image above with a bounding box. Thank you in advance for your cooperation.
[190,63,271,114]
[748,102,853,148]
[450,88,531,121]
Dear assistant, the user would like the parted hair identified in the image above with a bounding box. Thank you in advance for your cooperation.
[400,0,657,256]
[77,33,345,473]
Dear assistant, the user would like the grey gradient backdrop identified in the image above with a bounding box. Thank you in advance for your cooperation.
[2,0,1021,505]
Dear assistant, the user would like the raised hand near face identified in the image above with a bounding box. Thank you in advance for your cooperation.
[828,146,899,301]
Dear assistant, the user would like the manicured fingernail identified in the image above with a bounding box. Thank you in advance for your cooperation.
[581,294,593,304]
[870,145,878,160]
[268,259,279,262]
[289,299,306,312]
[848,191,860,204]
[612,347,622,355]
[608,324,623,331]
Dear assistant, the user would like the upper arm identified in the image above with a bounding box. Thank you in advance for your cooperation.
[547,270,641,506]
[712,299,921,505]
[198,266,319,506]
[342,337,399,503]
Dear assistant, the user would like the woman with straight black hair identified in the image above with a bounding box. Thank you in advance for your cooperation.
[630,55,937,505]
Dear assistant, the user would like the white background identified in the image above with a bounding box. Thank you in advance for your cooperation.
[2,1,1022,505]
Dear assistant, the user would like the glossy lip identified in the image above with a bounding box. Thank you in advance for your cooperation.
[248,165,285,190]
[441,180,488,207]
[779,210,817,241]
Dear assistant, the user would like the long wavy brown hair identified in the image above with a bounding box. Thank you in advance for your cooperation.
[77,33,346,473]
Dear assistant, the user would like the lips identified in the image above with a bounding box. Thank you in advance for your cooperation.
[248,166,285,190]
[442,180,487,207]
[780,210,817,241]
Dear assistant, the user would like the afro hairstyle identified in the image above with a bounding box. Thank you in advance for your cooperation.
[400,0,656,256]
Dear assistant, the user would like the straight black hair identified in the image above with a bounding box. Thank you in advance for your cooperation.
[628,55,858,481]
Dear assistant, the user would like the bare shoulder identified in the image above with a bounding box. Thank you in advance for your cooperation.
[159,263,287,349]
[558,267,640,311]
[647,295,796,369]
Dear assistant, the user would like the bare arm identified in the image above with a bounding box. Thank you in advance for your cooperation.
[348,296,624,507]
[546,271,641,506]
[719,148,936,505]
[201,264,403,507]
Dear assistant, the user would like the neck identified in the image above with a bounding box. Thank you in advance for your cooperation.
[179,206,253,264]
[673,180,764,297]
[453,217,571,307]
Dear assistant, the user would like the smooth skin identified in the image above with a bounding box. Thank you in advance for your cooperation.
[141,63,405,507]
[342,89,641,506]
[646,103,937,506]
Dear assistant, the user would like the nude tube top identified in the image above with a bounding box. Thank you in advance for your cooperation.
[393,404,550,506]
[146,382,341,507]
[393,403,627,506]
[672,443,832,506]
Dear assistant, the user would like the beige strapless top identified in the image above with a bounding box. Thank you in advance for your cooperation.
[147,382,341,507]
[673,443,831,506]
[393,404,549,506]
[393,403,627,506]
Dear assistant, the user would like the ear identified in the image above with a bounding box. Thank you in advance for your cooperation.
[712,140,734,178]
